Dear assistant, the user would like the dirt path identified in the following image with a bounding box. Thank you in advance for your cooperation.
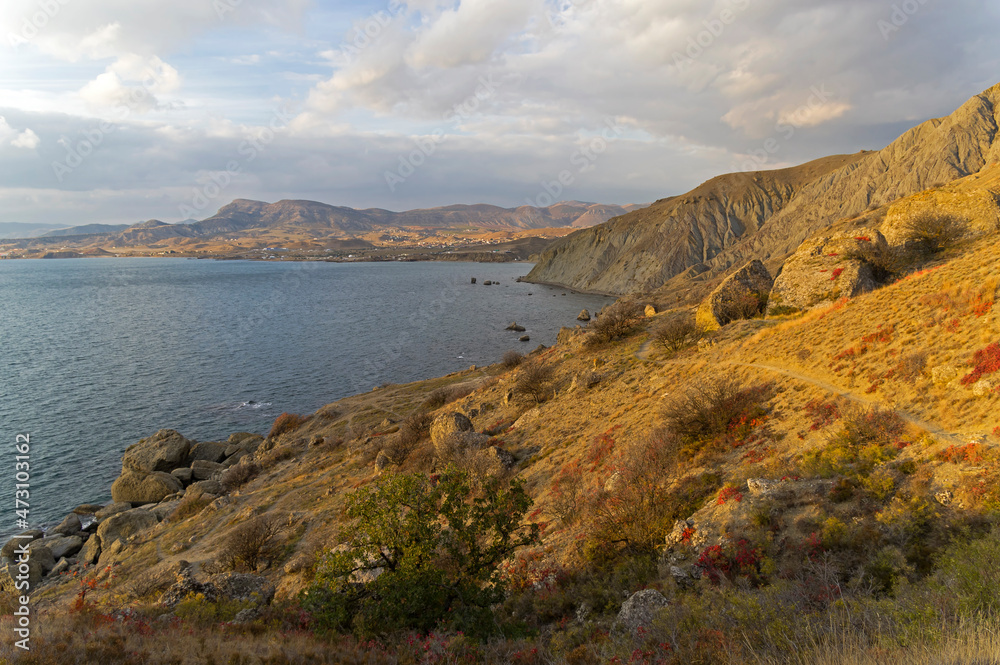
[634,339,654,361]
[731,361,971,445]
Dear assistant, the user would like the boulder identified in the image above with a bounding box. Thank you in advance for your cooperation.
[228,432,265,454]
[374,450,394,474]
[79,534,101,564]
[50,558,71,577]
[97,508,158,548]
[696,260,773,330]
[973,379,995,397]
[506,322,527,332]
[188,441,227,464]
[111,470,183,504]
[73,504,105,516]
[519,335,531,342]
[430,412,474,449]
[881,188,1000,246]
[476,447,517,475]
[95,502,133,521]
[171,467,194,484]
[52,513,82,536]
[150,501,181,521]
[2,558,43,594]
[36,535,82,560]
[160,562,217,607]
[644,305,657,317]
[1,530,43,559]
[577,309,591,321]
[191,460,225,480]
[210,572,276,606]
[121,429,192,474]
[25,543,56,573]
[616,589,670,635]
[767,230,887,314]
[188,479,224,496]
[224,449,249,466]
[436,431,492,461]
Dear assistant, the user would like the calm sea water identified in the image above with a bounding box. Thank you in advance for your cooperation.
[0,258,611,536]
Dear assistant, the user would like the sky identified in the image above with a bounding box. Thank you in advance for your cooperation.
[1,0,999,227]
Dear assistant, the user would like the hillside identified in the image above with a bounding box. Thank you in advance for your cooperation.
[0,200,644,257]
[527,83,1000,295]
[4,195,999,663]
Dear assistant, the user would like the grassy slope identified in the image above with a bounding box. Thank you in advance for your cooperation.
[4,203,1000,663]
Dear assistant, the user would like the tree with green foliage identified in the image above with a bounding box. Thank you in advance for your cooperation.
[304,468,539,638]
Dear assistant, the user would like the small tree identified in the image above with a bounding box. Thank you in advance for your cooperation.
[306,469,538,638]
[591,299,644,342]
[514,362,554,403]
[900,211,968,254]
[652,313,701,354]
[220,515,282,572]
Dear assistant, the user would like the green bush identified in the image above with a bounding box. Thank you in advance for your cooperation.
[305,468,539,638]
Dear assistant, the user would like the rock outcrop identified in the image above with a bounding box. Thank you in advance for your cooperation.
[767,230,887,313]
[111,470,183,503]
[696,260,773,330]
[615,589,670,635]
[880,187,1000,245]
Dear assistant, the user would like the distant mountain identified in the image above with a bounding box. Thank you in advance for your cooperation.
[527,82,1000,294]
[0,222,65,239]
[2,200,644,250]
[42,223,131,238]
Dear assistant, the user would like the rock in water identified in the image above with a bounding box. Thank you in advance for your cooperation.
[506,322,527,332]
[519,335,530,342]
[577,309,591,321]
[695,260,773,331]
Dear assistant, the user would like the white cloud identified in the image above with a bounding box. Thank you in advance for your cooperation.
[79,55,182,114]
[11,128,40,149]
[0,116,40,149]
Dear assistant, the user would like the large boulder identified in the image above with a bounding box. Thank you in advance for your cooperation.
[35,535,82,560]
[768,230,887,314]
[616,589,670,635]
[1,558,44,594]
[121,429,192,474]
[188,441,227,464]
[430,412,474,449]
[79,534,101,564]
[881,188,999,245]
[228,433,265,454]
[95,502,133,521]
[1,530,43,559]
[111,470,183,504]
[51,513,82,536]
[96,508,158,548]
[191,460,225,480]
[696,260,773,331]
[25,543,56,573]
[210,572,276,606]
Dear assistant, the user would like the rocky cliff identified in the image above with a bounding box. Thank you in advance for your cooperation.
[527,83,1000,295]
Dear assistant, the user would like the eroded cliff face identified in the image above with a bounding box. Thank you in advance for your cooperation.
[527,83,1000,295]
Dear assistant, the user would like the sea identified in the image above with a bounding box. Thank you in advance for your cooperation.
[0,258,611,538]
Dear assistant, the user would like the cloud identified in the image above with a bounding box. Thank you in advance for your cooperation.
[79,55,182,114]
[0,116,40,149]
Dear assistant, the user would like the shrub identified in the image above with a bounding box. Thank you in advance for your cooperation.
[662,376,774,453]
[220,461,261,491]
[844,241,910,283]
[715,287,768,325]
[900,211,968,254]
[383,410,433,463]
[514,362,554,403]
[268,412,308,440]
[501,350,525,369]
[769,304,801,317]
[960,341,1000,385]
[894,351,928,383]
[652,312,701,354]
[422,383,477,410]
[169,491,213,522]
[590,299,644,342]
[305,469,538,638]
[220,515,282,572]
